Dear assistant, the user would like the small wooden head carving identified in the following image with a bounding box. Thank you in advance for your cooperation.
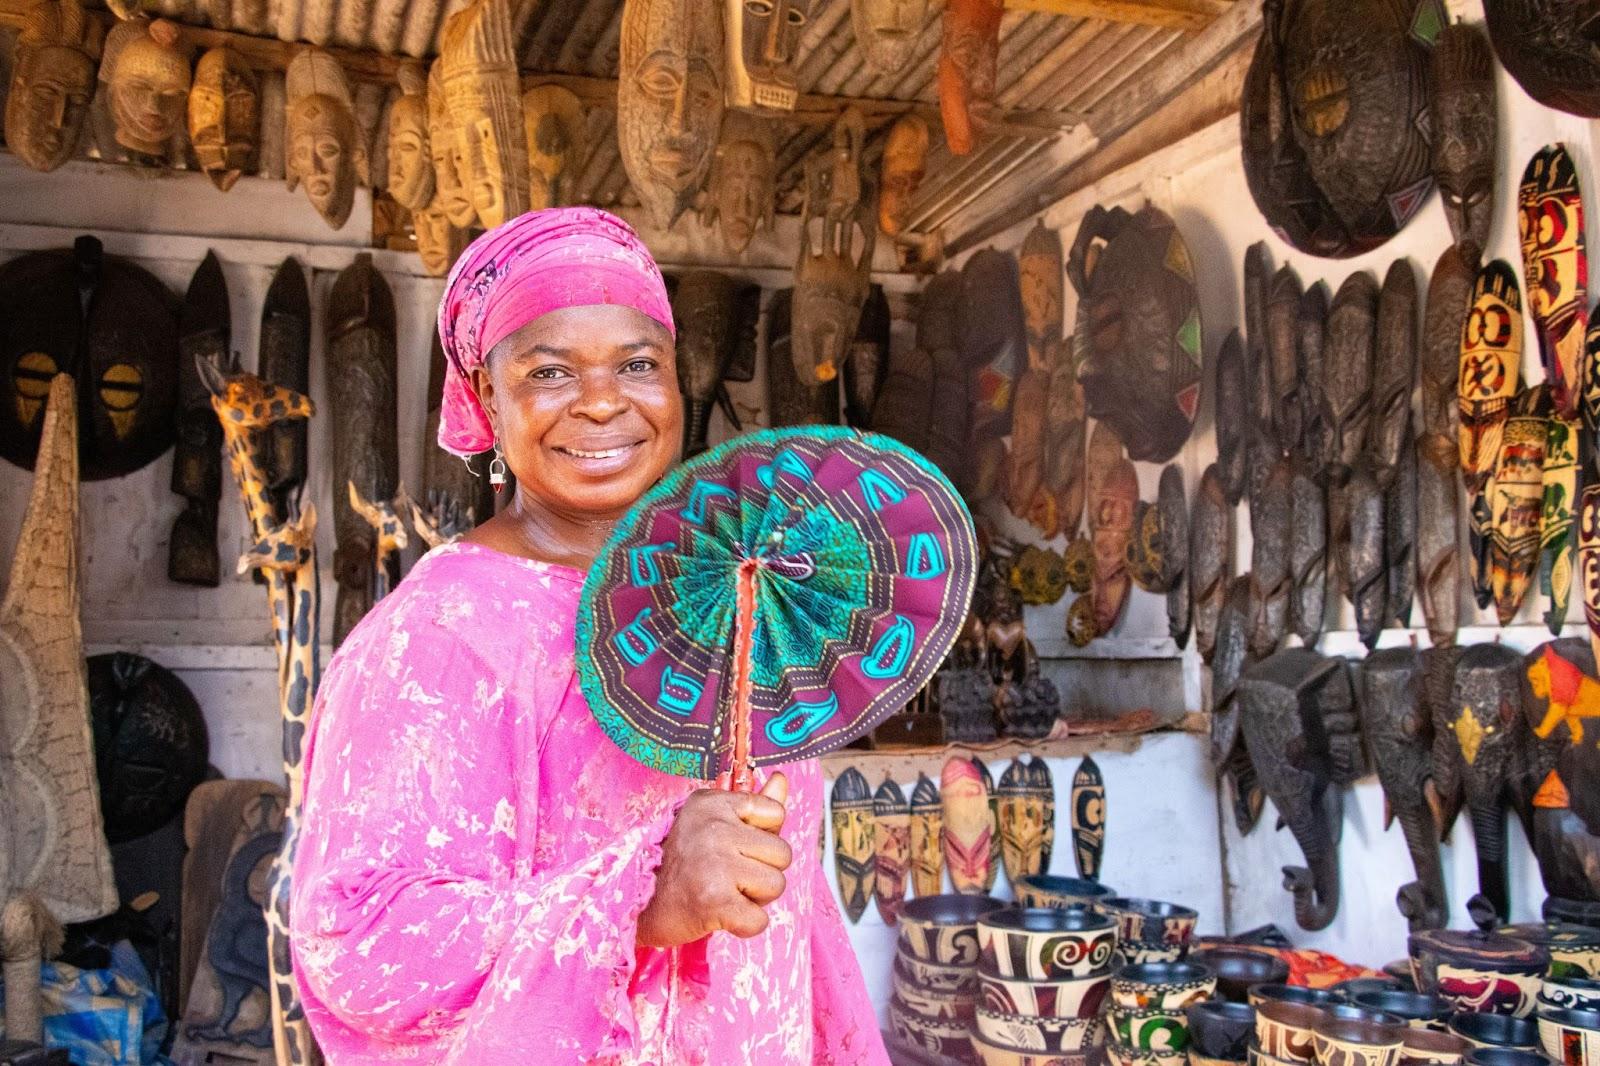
[103,18,189,158]
[427,58,477,228]
[702,112,775,254]
[285,48,367,230]
[852,0,929,73]
[188,48,258,192]
[413,196,467,277]
[793,110,875,388]
[724,0,813,110]
[439,0,530,229]
[386,61,434,212]
[937,0,1002,156]
[619,0,724,229]
[522,83,585,210]
[878,114,928,237]
[5,0,97,173]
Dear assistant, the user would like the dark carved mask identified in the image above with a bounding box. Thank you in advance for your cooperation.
[792,113,875,386]
[702,113,775,254]
[1431,24,1497,266]
[852,0,928,73]
[725,0,813,110]
[189,48,259,194]
[937,0,1002,156]
[1483,0,1600,119]
[4,0,95,173]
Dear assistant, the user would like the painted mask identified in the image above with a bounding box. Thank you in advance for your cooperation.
[792,113,874,386]
[188,48,258,193]
[619,0,725,230]
[941,756,992,894]
[385,61,433,212]
[997,756,1054,884]
[877,114,928,237]
[852,0,928,73]
[439,0,530,230]
[1430,24,1497,266]
[701,112,775,254]
[1459,260,1524,495]
[1483,0,1600,119]
[427,59,476,228]
[522,83,585,209]
[1489,387,1550,624]
[105,18,189,159]
[830,766,876,923]
[872,778,910,925]
[1518,144,1588,421]
[724,0,813,110]
[4,0,96,173]
[937,0,1002,156]
[1019,219,1063,373]
[1089,424,1137,635]
[413,196,466,277]
[908,773,943,897]
[285,49,367,231]
[1070,755,1104,880]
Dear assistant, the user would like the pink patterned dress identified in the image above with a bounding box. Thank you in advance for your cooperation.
[290,542,889,1065]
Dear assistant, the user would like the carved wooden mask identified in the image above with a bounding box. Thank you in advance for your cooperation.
[1019,220,1063,374]
[413,196,467,277]
[285,48,367,231]
[937,0,1002,156]
[386,61,433,212]
[522,83,585,209]
[1483,0,1600,119]
[878,114,929,237]
[427,59,476,228]
[852,0,928,73]
[792,114,875,387]
[188,48,257,194]
[1518,144,1588,421]
[724,0,813,110]
[104,18,188,159]
[439,0,530,230]
[702,112,775,254]
[619,0,725,230]
[1430,24,1497,266]
[5,0,96,173]
[1459,260,1524,493]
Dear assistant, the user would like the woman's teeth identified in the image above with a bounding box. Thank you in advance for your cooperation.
[563,445,633,459]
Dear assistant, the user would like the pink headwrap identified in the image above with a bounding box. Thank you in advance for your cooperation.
[436,207,676,457]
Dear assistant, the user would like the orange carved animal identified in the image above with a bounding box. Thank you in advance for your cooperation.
[1528,644,1600,744]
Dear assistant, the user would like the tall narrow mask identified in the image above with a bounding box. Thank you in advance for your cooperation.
[701,112,775,254]
[5,0,96,173]
[852,0,928,74]
[104,18,190,159]
[1430,24,1497,266]
[878,114,929,237]
[188,47,258,193]
[386,61,434,212]
[439,0,530,229]
[792,110,875,388]
[522,84,586,210]
[937,0,1002,156]
[427,59,477,229]
[724,0,813,111]
[285,48,367,231]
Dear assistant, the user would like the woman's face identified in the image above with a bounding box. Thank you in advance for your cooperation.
[475,304,682,520]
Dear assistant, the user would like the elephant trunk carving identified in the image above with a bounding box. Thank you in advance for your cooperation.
[1468,798,1511,922]
[1395,801,1449,930]
[1282,782,1342,931]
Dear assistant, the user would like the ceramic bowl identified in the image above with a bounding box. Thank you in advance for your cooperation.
[1543,978,1600,1014]
[1463,1049,1553,1066]
[972,1031,1098,1066]
[1353,991,1451,1028]
[980,905,1119,981]
[1250,985,1345,1010]
[1253,1041,1308,1066]
[1108,1005,1194,1052]
[1409,931,1550,1018]
[1193,1054,1247,1066]
[1196,948,1293,1003]
[1109,1042,1189,1066]
[979,969,1112,1019]
[1017,875,1119,910]
[899,893,1010,965]
[895,948,977,995]
[1188,1001,1257,1061]
[1326,1006,1406,1027]
[891,967,976,1023]
[1537,1007,1600,1066]
[1450,1012,1540,1051]
[888,995,976,1062]
[1502,926,1600,981]
[1256,1001,1328,1063]
[1399,1026,1470,1066]
[1340,979,1407,1001]
[1311,1016,1405,1066]
[1115,962,1220,1010]
[1102,897,1202,948]
[1122,944,1194,967]
[976,1006,1104,1053]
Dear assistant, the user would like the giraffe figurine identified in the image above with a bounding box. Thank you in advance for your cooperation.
[348,481,409,602]
[196,353,323,1066]
[408,488,474,550]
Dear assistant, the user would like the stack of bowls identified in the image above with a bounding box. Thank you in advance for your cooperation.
[890,894,1006,1064]
[1016,875,1119,910]
[1541,976,1600,1014]
[1349,991,1451,1030]
[1189,1000,1257,1066]
[1409,930,1551,1018]
[1536,1007,1600,1066]
[1450,1014,1542,1053]
[971,906,1117,1066]
[1101,897,1200,967]
[1104,961,1217,1066]
[1253,1001,1412,1066]
[1192,948,1292,1003]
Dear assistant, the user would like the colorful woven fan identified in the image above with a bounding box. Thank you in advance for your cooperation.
[576,426,977,790]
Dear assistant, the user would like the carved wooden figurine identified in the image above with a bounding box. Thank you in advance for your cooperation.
[873,778,910,925]
[348,483,408,607]
[724,0,812,110]
[4,0,97,173]
[426,59,476,229]
[171,252,228,587]
[188,48,258,193]
[1482,0,1600,118]
[909,773,944,897]
[1518,145,1588,420]
[385,61,433,212]
[1430,24,1497,266]
[285,48,367,230]
[998,756,1055,885]
[1418,247,1471,647]
[937,0,1002,155]
[1460,261,1525,609]
[701,113,775,255]
[853,0,928,73]
[522,83,584,210]
[831,767,875,923]
[103,18,189,160]
[439,0,529,229]
[878,114,929,238]
[793,110,874,390]
[941,756,992,895]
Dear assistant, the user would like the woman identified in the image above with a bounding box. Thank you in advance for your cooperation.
[290,208,889,1064]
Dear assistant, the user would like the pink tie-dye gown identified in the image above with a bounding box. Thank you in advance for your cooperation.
[290,542,889,1065]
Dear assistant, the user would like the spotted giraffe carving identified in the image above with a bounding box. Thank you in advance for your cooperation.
[196,354,322,1066]
[347,482,408,602]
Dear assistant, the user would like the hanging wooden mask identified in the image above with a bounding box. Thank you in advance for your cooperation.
[1324,271,1377,485]
[1581,485,1600,669]
[1460,260,1524,606]
[830,767,876,923]
[188,48,258,194]
[878,114,929,237]
[1346,460,1388,651]
[1006,366,1048,523]
[961,248,1026,502]
[794,113,874,390]
[385,61,433,212]
[103,18,189,160]
[171,252,227,588]
[1430,24,1497,266]
[427,59,476,229]
[522,84,585,210]
[1058,759,1100,885]
[439,0,530,230]
[1190,463,1230,664]
[997,756,1055,885]
[701,112,775,255]
[1290,456,1327,646]
[1159,464,1191,649]
[1297,283,1330,468]
[259,258,310,521]
[1265,265,1303,454]
[285,48,367,231]
[1417,249,1471,648]
[853,0,928,73]
[1483,0,1600,119]
[1387,422,1417,628]
[873,777,910,925]
[845,284,890,430]
[413,196,469,278]
[973,757,1002,892]
[1543,413,1580,635]
[1069,204,1203,463]
[0,238,178,480]
[1490,386,1551,625]
[765,287,840,427]
[724,0,813,110]
[1020,220,1064,374]
[671,271,741,457]
[937,0,1002,156]
[1088,422,1137,636]
[941,756,992,895]
[1047,335,1087,536]
[619,0,724,229]
[1518,144,1589,420]
[909,772,943,896]
[1240,0,1433,258]
[1423,247,1471,441]
[4,0,96,174]
[1250,455,1293,659]
[1216,330,1250,506]
[1370,259,1418,490]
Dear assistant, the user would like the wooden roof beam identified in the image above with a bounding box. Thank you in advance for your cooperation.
[1005,0,1234,31]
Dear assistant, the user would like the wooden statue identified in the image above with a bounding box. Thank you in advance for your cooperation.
[1430,24,1497,267]
[701,112,775,255]
[830,767,875,923]
[997,756,1054,885]
[103,17,188,160]
[1369,260,1418,490]
[619,0,724,229]
[170,251,228,588]
[1483,0,1600,119]
[937,0,1002,155]
[960,248,1025,503]
[1461,261,1524,609]
[439,0,529,229]
[426,59,476,229]
[1069,755,1103,881]
[1419,247,1471,648]
[189,47,258,193]
[908,773,943,896]
[385,61,433,213]
[285,48,367,230]
[793,111,875,389]
[258,259,311,522]
[853,0,927,73]
[941,756,991,894]
[723,0,813,110]
[523,84,584,210]
[1518,145,1588,421]
[878,114,929,237]
[1543,414,1580,635]
[872,778,910,925]
[4,0,97,173]
[1088,422,1137,637]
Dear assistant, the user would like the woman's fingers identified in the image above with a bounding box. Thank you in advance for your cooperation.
[733,820,793,871]
[733,856,787,908]
[733,787,788,834]
[759,771,788,806]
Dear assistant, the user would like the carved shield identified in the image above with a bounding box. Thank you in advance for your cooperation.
[1387,422,1418,627]
[1190,464,1231,664]
[1069,204,1203,462]
[1069,755,1104,882]
[1461,261,1524,606]
[1491,386,1551,625]
[909,772,944,897]
[1347,460,1389,650]
[1089,423,1137,636]
[1290,457,1328,646]
[1369,260,1419,490]
[1518,145,1588,419]
[873,777,910,925]
[1250,454,1293,659]
[1581,485,1600,669]
[1216,329,1250,505]
[961,248,1026,500]
[998,755,1054,885]
[1324,271,1378,480]
[1430,24,1497,266]
[1299,282,1330,467]
[942,756,992,895]
[1417,429,1460,649]
[1483,0,1600,119]
[831,767,876,923]
[1267,265,1304,453]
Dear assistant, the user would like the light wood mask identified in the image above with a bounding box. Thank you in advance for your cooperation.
[852,0,928,73]
[427,58,477,228]
[937,0,1002,156]
[386,60,434,212]
[188,47,258,192]
[103,17,189,159]
[285,48,367,230]
[439,0,530,230]
[522,83,585,210]
[877,113,928,237]
[4,0,97,173]
[701,111,776,254]
[723,0,813,111]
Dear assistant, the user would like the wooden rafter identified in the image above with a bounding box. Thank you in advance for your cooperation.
[1005,0,1235,32]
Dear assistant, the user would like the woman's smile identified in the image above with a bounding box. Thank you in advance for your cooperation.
[553,438,647,475]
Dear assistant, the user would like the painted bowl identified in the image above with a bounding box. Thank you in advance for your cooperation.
[1340,979,1407,1001]
[1188,1001,1257,1061]
[1017,875,1119,910]
[1543,977,1600,1014]
[1463,1049,1554,1066]
[979,970,1113,1019]
[980,905,1119,981]
[1537,1007,1600,1066]
[1502,925,1600,981]
[1108,1005,1194,1052]
[1250,985,1345,1009]
[1122,945,1194,967]
[973,1031,1098,1066]
[976,1006,1105,1053]
[1196,948,1293,1003]
[1116,962,1219,1010]
[1450,1012,1540,1051]
[891,966,977,1023]
[888,994,976,1062]
[899,893,1010,965]
[1353,992,1451,1028]
[1325,1005,1407,1027]
[1193,1055,1248,1066]
[1253,1041,1309,1066]
[1102,897,1202,948]
[1311,1016,1405,1066]
[895,948,978,995]
[1409,931,1550,1018]
[1256,1001,1328,1063]
[1109,1042,1189,1066]
[1399,1026,1470,1066]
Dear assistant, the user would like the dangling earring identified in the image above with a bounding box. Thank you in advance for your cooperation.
[489,440,507,493]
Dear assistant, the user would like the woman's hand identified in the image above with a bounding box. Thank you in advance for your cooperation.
[637,773,793,949]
